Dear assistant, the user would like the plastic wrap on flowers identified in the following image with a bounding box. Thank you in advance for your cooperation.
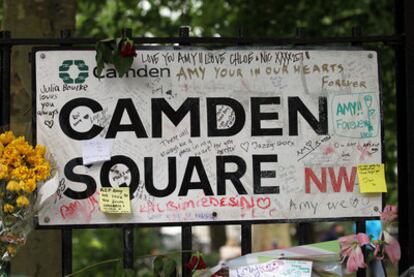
[0,131,51,263]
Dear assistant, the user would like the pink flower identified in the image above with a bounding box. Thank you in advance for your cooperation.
[346,246,366,272]
[382,231,401,264]
[380,205,398,223]
[373,231,401,265]
[339,233,370,273]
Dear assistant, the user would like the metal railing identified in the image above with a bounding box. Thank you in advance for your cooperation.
[0,13,410,275]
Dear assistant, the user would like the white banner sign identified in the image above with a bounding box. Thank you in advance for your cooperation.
[35,48,382,225]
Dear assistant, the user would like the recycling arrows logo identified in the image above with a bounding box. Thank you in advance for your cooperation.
[59,60,89,84]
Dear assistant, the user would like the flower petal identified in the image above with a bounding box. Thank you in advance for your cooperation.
[346,246,366,272]
[383,231,401,264]
[339,234,355,246]
[380,205,398,223]
[339,235,355,257]
[356,233,371,246]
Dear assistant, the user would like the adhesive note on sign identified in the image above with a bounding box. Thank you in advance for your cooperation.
[357,164,387,193]
[82,138,112,165]
[99,187,131,213]
[229,259,312,277]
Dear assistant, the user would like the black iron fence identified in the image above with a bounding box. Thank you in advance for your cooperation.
[0,2,413,275]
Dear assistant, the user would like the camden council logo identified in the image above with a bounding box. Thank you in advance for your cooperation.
[59,60,89,84]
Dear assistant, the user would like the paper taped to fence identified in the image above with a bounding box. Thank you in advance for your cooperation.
[34,48,383,225]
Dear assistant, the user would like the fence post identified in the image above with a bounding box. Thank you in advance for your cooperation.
[122,226,134,269]
[395,0,414,272]
[178,25,193,277]
[350,25,367,277]
[119,27,135,271]
[62,229,72,276]
[0,30,11,276]
[241,224,252,255]
[59,29,74,277]
[0,31,11,131]
[237,25,253,255]
[294,27,314,246]
[181,224,192,277]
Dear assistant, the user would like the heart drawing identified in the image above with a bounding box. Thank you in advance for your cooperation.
[44,120,54,128]
[256,197,271,209]
[240,142,249,152]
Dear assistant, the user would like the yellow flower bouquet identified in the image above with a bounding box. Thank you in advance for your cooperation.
[0,131,51,261]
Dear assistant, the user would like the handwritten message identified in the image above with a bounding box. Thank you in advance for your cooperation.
[229,260,312,277]
[82,138,112,165]
[331,93,379,139]
[99,187,131,213]
[357,164,387,193]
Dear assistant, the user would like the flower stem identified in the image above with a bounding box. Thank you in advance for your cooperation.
[64,258,121,277]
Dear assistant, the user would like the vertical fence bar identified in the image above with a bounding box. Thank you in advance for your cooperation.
[355,221,366,277]
[181,224,192,277]
[351,26,367,277]
[121,28,133,39]
[60,29,72,41]
[179,25,190,45]
[352,26,362,41]
[0,31,11,131]
[396,0,414,272]
[122,226,134,269]
[294,27,313,246]
[0,30,11,276]
[241,224,252,255]
[178,26,192,277]
[119,27,135,271]
[59,29,73,277]
[237,25,253,255]
[239,25,252,255]
[62,229,72,276]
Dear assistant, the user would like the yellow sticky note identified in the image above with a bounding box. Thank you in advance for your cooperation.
[357,164,387,193]
[99,187,131,213]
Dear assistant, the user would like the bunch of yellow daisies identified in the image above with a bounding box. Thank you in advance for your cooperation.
[0,131,50,216]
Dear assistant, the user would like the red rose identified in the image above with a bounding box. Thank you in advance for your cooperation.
[120,40,137,57]
[185,254,206,270]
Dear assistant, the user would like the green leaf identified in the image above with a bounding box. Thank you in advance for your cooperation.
[102,45,114,64]
[123,269,136,277]
[95,56,105,79]
[153,256,164,275]
[192,269,208,277]
[163,259,177,277]
[115,37,126,53]
[113,54,133,77]
[113,261,125,277]
[96,41,115,63]
[95,42,107,79]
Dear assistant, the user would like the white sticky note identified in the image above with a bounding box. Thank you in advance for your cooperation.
[82,138,112,165]
[230,259,312,277]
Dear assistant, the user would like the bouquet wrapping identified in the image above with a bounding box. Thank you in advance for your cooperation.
[0,131,51,262]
